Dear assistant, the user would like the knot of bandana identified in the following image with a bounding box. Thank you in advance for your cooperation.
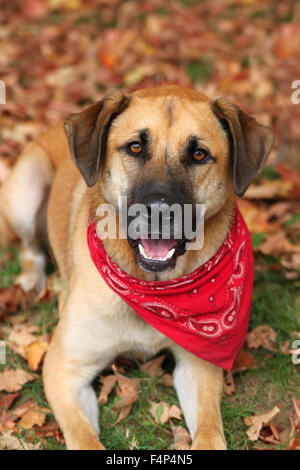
[87,208,253,370]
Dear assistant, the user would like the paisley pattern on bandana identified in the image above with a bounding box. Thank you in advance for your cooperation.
[87,208,253,370]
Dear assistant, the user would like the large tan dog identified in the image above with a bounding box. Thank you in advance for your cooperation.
[0,86,274,450]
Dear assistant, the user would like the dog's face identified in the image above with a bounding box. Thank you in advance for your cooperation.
[64,86,274,273]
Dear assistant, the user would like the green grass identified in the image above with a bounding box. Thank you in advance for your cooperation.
[0,249,300,450]
[186,60,214,83]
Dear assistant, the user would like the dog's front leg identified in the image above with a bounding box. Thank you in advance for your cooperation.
[43,299,112,450]
[172,348,226,450]
[43,331,106,450]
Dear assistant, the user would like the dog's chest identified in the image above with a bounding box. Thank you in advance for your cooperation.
[103,293,172,357]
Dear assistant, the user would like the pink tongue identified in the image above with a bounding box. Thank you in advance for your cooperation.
[141,238,177,258]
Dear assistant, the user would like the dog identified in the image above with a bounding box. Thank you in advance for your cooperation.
[0,86,274,450]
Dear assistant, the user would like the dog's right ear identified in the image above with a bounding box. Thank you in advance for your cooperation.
[64,92,130,186]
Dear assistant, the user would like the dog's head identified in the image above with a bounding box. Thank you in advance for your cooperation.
[64,86,274,273]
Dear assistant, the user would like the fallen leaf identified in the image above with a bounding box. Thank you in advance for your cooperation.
[0,368,34,392]
[18,402,48,429]
[163,373,173,387]
[284,271,299,280]
[33,421,65,445]
[238,199,270,233]
[0,410,17,431]
[24,339,49,371]
[0,430,41,450]
[0,285,31,318]
[0,392,19,409]
[293,397,300,427]
[7,324,40,358]
[170,421,191,450]
[245,180,293,200]
[281,253,300,271]
[280,340,292,355]
[169,404,182,421]
[11,400,36,418]
[244,405,281,441]
[258,231,291,257]
[150,401,182,424]
[247,325,278,352]
[112,367,139,424]
[98,374,117,405]
[232,349,256,373]
[37,272,64,302]
[140,355,165,377]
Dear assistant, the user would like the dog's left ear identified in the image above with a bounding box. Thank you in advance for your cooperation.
[212,98,274,196]
[64,92,130,186]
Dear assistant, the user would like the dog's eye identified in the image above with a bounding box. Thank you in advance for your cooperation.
[192,148,209,163]
[128,142,142,156]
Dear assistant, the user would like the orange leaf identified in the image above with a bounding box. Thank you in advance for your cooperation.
[24,339,49,371]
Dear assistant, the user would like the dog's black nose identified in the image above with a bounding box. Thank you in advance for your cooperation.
[138,192,183,240]
[142,194,177,221]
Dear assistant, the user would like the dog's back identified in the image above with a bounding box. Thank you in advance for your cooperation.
[0,122,76,290]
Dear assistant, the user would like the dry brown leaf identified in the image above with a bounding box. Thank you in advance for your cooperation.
[238,199,270,234]
[0,410,17,431]
[284,271,299,280]
[245,180,293,200]
[7,324,40,358]
[0,392,19,409]
[244,405,281,441]
[150,401,170,424]
[0,285,31,318]
[114,402,132,424]
[280,340,291,355]
[163,373,174,387]
[18,402,48,429]
[140,355,165,377]
[258,232,289,256]
[11,400,36,418]
[247,325,278,352]
[293,397,300,427]
[284,414,298,450]
[0,430,41,450]
[24,339,49,371]
[169,404,182,421]
[281,253,300,271]
[98,374,117,405]
[232,349,256,373]
[33,421,65,445]
[0,368,34,392]
[170,421,191,450]
[150,401,182,424]
[113,369,139,424]
[37,272,64,302]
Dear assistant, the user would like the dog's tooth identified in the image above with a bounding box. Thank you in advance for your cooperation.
[166,248,175,259]
[139,243,147,258]
[139,244,175,262]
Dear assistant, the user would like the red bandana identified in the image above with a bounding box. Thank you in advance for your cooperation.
[87,208,253,370]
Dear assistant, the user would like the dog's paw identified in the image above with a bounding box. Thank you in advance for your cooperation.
[191,430,227,450]
[16,271,46,293]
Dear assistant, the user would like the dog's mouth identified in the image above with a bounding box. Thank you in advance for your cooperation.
[130,236,187,273]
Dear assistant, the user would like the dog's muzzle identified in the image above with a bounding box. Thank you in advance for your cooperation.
[125,184,191,273]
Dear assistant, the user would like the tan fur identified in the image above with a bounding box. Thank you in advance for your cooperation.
[0,85,273,450]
